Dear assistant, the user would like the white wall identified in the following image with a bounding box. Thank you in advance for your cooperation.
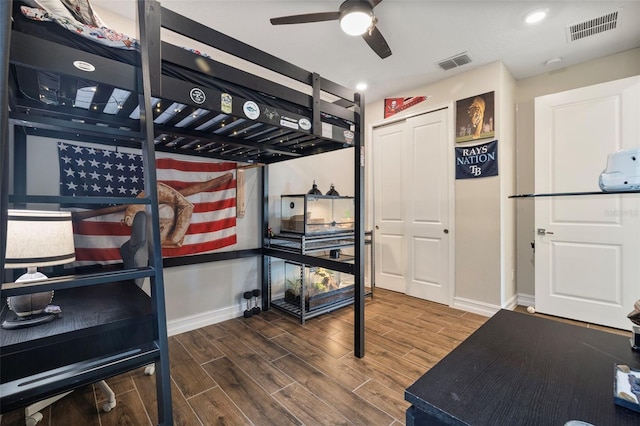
[266,149,356,297]
[514,47,640,299]
[267,149,355,233]
[365,61,517,314]
[363,49,640,311]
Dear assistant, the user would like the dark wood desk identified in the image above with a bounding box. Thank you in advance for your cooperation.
[405,309,640,426]
[0,281,154,413]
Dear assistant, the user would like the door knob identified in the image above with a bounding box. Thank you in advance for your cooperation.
[537,228,554,235]
[443,229,449,234]
[375,225,379,230]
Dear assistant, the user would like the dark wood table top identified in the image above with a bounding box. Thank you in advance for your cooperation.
[1,281,153,383]
[405,309,640,426]
[0,281,150,347]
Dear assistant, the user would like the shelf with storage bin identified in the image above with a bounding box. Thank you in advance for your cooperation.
[265,231,374,324]
[266,231,356,255]
[270,257,372,324]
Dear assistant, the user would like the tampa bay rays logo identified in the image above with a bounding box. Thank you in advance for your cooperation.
[469,165,482,176]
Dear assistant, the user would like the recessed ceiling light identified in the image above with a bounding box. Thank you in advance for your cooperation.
[524,8,549,24]
[356,82,368,91]
[545,57,562,66]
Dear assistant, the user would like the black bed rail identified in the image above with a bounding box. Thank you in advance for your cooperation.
[158,5,359,111]
[160,6,312,87]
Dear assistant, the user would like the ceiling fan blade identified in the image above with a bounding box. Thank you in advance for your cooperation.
[363,26,392,59]
[371,0,384,7]
[270,11,340,25]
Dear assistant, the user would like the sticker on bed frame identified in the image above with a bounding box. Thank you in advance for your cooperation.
[322,122,332,139]
[280,116,299,130]
[73,61,95,72]
[190,88,206,105]
[221,93,232,113]
[299,118,311,131]
[243,101,260,119]
[263,108,279,121]
[343,130,354,144]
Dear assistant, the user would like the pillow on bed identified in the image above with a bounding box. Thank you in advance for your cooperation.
[21,0,78,23]
[22,0,100,26]
[20,2,139,50]
[59,0,100,27]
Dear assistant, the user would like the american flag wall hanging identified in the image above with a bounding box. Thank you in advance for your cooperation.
[58,142,237,265]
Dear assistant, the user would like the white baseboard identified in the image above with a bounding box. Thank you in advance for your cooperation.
[168,292,538,336]
[517,293,535,308]
[501,293,519,311]
[452,293,536,317]
[167,304,242,336]
[452,297,500,317]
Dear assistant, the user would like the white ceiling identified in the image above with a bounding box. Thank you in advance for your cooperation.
[92,0,640,103]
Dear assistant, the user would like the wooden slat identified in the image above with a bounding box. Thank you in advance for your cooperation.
[272,353,394,426]
[200,357,300,426]
[187,386,250,426]
[167,337,216,399]
[272,382,351,425]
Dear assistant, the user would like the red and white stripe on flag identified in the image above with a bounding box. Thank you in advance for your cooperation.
[156,155,237,258]
[60,142,237,265]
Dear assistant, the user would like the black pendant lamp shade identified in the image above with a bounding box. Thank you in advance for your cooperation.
[307,180,322,195]
[326,184,340,196]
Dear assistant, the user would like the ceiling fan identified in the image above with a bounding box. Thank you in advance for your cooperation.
[270,0,392,59]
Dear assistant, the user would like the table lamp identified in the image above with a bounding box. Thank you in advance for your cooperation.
[3,209,76,329]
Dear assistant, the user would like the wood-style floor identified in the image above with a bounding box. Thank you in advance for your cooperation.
[0,289,628,425]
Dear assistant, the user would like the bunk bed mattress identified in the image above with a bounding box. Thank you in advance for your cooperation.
[11,5,354,129]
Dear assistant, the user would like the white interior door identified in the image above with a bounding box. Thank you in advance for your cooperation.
[535,76,640,330]
[372,120,407,293]
[372,108,452,304]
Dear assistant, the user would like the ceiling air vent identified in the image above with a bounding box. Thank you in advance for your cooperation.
[438,52,473,71]
[566,9,620,42]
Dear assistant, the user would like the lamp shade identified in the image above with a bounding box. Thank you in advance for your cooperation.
[5,209,76,269]
[340,9,373,36]
[307,180,323,195]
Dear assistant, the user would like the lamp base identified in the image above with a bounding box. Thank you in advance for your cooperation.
[631,325,640,352]
[1,312,58,330]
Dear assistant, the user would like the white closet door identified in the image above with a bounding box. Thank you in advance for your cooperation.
[373,108,452,304]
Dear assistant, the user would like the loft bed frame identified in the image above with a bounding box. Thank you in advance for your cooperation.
[8,2,360,163]
[1,0,365,423]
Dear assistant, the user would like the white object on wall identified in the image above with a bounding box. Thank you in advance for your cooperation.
[599,148,640,191]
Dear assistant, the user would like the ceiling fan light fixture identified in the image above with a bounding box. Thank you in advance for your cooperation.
[340,9,373,36]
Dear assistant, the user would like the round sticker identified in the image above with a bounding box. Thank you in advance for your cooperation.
[343,130,355,143]
[243,101,260,120]
[73,61,95,72]
[190,88,206,105]
[299,118,311,131]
